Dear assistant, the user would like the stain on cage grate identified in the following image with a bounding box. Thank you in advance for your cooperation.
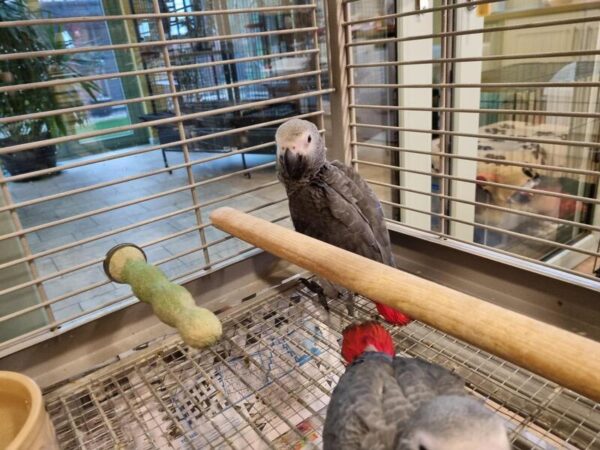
[45,283,600,449]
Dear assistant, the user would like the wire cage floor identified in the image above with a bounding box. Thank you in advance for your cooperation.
[44,281,600,449]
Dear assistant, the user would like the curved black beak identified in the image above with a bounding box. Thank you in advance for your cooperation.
[279,148,306,180]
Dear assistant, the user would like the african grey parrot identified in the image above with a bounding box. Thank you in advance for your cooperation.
[323,321,511,450]
[275,118,410,324]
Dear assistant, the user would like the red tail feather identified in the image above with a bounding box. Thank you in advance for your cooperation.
[341,321,395,364]
[376,303,412,326]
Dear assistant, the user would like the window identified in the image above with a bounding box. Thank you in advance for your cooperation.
[0,0,329,354]
[346,0,600,283]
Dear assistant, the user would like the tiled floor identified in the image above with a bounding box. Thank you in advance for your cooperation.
[7,147,290,322]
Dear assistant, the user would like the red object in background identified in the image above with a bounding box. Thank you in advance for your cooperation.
[541,184,578,219]
[560,197,578,219]
[341,321,395,364]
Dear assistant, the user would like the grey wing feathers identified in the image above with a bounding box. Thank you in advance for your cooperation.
[288,163,385,263]
[393,357,465,404]
[324,357,466,450]
[323,360,402,450]
[330,161,396,267]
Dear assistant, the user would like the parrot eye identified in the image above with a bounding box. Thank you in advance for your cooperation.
[307,135,312,143]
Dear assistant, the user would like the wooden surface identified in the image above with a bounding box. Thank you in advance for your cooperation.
[210,207,600,403]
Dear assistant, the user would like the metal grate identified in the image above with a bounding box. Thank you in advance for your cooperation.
[0,0,331,356]
[44,281,600,450]
[334,0,600,285]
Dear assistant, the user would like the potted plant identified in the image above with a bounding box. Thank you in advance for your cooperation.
[0,0,99,177]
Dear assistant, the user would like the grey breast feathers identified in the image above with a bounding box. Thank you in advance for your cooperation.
[288,162,391,265]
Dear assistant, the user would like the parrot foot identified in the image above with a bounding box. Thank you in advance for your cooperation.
[299,278,330,312]
[343,292,355,317]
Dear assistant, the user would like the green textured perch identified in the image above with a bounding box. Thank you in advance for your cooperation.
[103,244,222,348]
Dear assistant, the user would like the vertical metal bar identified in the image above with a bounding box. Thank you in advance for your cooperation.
[87,388,120,443]
[179,344,277,449]
[311,2,325,132]
[344,2,358,169]
[439,0,450,235]
[0,175,55,325]
[222,334,325,422]
[395,0,433,231]
[448,1,481,242]
[575,25,600,245]
[325,0,352,164]
[157,358,234,448]
[59,397,88,450]
[134,365,196,447]
[207,346,307,442]
[111,376,161,449]
[152,0,211,268]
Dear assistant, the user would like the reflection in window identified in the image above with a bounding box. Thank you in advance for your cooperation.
[0,0,325,331]
[349,0,600,278]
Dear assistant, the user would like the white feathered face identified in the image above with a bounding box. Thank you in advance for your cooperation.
[400,396,511,450]
[275,119,324,181]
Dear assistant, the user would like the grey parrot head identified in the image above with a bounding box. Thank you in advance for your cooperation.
[275,119,325,183]
[398,395,511,450]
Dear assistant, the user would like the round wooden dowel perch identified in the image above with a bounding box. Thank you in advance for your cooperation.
[210,207,600,402]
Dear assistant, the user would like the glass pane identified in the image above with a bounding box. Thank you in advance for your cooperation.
[0,0,325,337]
[348,0,600,279]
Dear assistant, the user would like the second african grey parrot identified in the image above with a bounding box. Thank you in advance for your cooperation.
[323,321,511,450]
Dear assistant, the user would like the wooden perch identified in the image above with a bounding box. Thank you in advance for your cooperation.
[210,206,600,402]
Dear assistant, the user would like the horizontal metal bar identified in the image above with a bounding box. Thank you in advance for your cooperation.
[343,0,504,26]
[0,5,316,27]
[206,322,303,441]
[350,82,600,89]
[0,200,289,326]
[0,89,332,154]
[346,15,600,47]
[350,103,600,120]
[354,159,600,205]
[0,205,196,275]
[367,178,600,233]
[1,111,321,183]
[385,218,600,285]
[24,220,218,319]
[0,193,286,310]
[0,157,275,250]
[380,199,600,258]
[0,122,314,243]
[0,27,318,61]
[0,140,276,215]
[354,141,600,177]
[0,216,290,350]
[0,197,287,319]
[0,49,320,122]
[0,175,280,275]
[1,53,321,95]
[149,201,287,269]
[170,215,289,283]
[181,345,276,449]
[347,49,600,68]
[351,122,600,149]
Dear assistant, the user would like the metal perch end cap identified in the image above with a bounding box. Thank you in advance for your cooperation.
[103,243,147,283]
